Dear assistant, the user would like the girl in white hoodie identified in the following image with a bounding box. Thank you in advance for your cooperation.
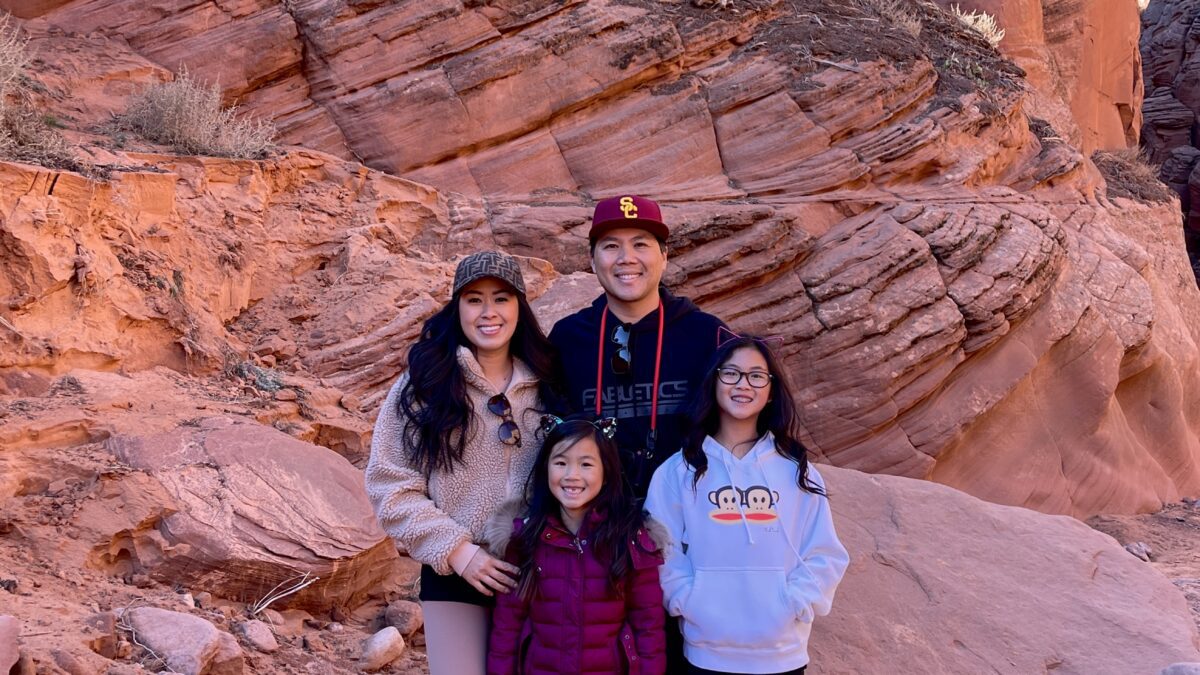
[645,333,849,675]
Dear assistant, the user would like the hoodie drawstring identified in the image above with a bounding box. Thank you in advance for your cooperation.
[721,446,755,545]
[756,451,804,564]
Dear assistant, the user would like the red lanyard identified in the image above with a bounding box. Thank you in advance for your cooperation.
[595,299,665,434]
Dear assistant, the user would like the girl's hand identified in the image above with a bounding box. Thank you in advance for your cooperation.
[460,548,519,596]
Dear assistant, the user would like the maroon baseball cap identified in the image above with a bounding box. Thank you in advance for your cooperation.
[588,195,669,243]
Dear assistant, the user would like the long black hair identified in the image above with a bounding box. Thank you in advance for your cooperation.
[681,336,825,495]
[397,283,563,477]
[513,415,644,600]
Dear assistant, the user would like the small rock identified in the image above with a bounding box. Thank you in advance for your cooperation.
[327,622,343,633]
[84,612,121,659]
[211,599,242,619]
[277,609,312,638]
[384,600,423,636]
[129,573,153,588]
[340,394,362,411]
[51,649,90,675]
[303,633,329,653]
[124,607,244,675]
[15,652,34,675]
[237,619,279,654]
[361,627,406,672]
[1161,664,1200,675]
[105,666,143,675]
[0,578,16,593]
[260,608,284,626]
[274,389,297,402]
[193,591,213,609]
[1125,541,1153,562]
[180,593,194,608]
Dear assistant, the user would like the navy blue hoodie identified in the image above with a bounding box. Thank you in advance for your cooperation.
[548,287,725,496]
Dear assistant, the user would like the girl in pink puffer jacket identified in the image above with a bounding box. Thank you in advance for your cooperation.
[485,414,667,675]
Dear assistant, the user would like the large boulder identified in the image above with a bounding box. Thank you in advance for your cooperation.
[812,466,1200,673]
[95,416,396,612]
[0,615,19,673]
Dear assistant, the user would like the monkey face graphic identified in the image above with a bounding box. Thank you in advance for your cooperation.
[707,485,743,522]
[742,486,780,522]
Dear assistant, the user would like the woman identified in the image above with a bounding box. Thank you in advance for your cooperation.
[366,251,561,675]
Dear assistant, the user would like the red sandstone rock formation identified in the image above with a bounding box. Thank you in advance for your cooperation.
[940,0,1144,153]
[2,0,1200,671]
[1141,0,1200,268]
[4,0,1197,517]
[813,465,1200,672]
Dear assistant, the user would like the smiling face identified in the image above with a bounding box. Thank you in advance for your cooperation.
[716,346,772,427]
[457,277,519,359]
[591,228,667,319]
[548,435,604,523]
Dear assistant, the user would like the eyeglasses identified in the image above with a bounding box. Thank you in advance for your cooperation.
[717,367,773,389]
[487,393,521,447]
[611,323,632,374]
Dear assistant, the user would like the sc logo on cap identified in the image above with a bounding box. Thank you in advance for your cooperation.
[620,196,638,218]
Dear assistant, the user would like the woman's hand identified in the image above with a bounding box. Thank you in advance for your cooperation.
[460,548,519,596]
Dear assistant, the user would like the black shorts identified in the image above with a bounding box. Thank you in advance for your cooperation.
[686,666,805,675]
[418,564,495,607]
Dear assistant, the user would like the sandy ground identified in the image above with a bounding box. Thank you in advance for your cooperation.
[0,441,430,674]
[1088,499,1200,635]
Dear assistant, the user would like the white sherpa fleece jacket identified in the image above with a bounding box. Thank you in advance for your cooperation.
[365,346,543,575]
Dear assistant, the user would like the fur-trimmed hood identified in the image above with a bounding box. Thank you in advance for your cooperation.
[482,497,672,558]
[484,497,528,557]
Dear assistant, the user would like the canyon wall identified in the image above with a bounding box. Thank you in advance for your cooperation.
[2,1,1198,519]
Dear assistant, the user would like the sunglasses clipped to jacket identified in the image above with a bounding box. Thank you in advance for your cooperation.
[487,393,522,447]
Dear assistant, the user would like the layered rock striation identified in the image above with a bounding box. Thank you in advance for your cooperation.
[1141,0,1200,274]
[2,1,1200,671]
[3,0,1197,516]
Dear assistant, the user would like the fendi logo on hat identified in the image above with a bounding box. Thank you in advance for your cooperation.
[452,251,527,297]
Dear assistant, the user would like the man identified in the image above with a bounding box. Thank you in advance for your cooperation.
[549,195,726,498]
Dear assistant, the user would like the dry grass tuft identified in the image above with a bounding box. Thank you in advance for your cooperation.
[861,0,923,37]
[121,69,276,159]
[0,14,89,172]
[951,4,1005,47]
[1092,148,1176,204]
[0,14,27,96]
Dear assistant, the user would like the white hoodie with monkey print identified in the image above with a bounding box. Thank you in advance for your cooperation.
[645,433,849,674]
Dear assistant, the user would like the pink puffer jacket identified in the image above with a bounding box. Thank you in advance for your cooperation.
[485,506,667,675]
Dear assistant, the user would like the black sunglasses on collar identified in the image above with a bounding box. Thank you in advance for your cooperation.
[611,323,633,374]
[487,393,521,447]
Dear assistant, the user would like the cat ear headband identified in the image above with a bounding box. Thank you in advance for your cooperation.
[717,326,786,348]
[539,414,617,440]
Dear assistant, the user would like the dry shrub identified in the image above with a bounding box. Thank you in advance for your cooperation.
[951,4,1005,47]
[0,14,26,96]
[122,70,276,159]
[0,13,86,172]
[1092,148,1175,204]
[861,0,923,37]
